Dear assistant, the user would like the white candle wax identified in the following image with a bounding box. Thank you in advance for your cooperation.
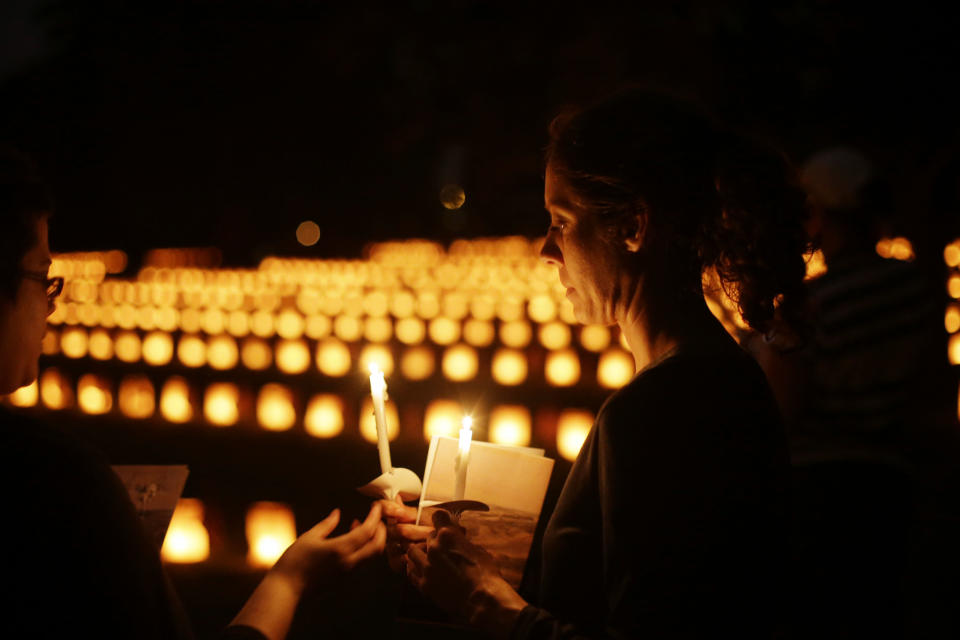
[368,364,393,475]
[454,415,472,500]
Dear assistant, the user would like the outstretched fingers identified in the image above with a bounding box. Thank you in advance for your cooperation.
[345,520,387,567]
[307,508,341,539]
[335,502,382,552]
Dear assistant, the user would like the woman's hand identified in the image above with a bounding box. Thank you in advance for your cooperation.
[271,502,387,593]
[231,503,386,640]
[405,510,528,638]
[377,496,433,573]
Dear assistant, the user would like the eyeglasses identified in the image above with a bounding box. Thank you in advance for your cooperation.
[21,271,65,302]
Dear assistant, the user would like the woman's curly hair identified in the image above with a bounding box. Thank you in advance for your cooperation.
[546,88,811,340]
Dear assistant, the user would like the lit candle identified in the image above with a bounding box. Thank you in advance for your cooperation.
[454,415,473,500]
[368,363,393,475]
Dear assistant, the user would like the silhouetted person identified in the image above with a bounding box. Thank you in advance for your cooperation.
[0,147,386,639]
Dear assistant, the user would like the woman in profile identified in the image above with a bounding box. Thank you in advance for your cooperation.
[384,88,809,638]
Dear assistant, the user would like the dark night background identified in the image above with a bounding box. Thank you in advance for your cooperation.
[2,1,958,265]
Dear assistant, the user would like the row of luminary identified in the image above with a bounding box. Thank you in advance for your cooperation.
[5,368,596,462]
[38,323,638,389]
[946,241,960,369]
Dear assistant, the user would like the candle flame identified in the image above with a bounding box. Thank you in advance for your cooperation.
[368,361,381,375]
[462,415,473,430]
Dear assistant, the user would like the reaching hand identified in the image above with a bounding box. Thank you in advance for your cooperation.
[272,502,387,593]
[404,510,528,636]
[231,503,387,640]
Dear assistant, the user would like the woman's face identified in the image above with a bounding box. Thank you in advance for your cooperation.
[540,164,628,326]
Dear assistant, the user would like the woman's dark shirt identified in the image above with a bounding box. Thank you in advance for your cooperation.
[513,337,789,638]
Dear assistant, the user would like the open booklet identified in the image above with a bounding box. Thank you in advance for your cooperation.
[415,436,554,588]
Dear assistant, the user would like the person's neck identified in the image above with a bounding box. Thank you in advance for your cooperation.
[618,293,724,373]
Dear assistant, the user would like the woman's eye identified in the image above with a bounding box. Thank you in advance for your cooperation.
[549,222,566,233]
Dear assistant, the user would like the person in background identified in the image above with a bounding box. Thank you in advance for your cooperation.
[382,88,808,638]
[757,146,948,638]
[0,146,386,640]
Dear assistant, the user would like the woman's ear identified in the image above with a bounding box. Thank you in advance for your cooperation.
[623,213,645,253]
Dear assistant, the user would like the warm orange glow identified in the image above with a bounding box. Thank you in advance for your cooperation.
[804,249,828,280]
[60,327,88,359]
[276,309,305,339]
[7,380,38,407]
[580,325,610,352]
[250,310,275,337]
[945,242,960,268]
[205,335,238,370]
[528,294,557,323]
[156,307,179,332]
[423,399,462,441]
[88,329,113,360]
[241,337,273,371]
[156,379,191,424]
[491,348,528,386]
[180,307,202,333]
[556,409,593,461]
[202,308,225,335]
[316,338,352,377]
[161,498,210,564]
[395,317,426,344]
[178,335,207,368]
[40,368,72,409]
[463,318,495,347]
[545,349,581,386]
[275,339,311,374]
[470,294,496,320]
[946,305,960,334]
[115,331,142,363]
[359,344,394,377]
[257,384,297,431]
[417,291,441,319]
[400,346,435,381]
[227,310,250,337]
[949,333,960,365]
[500,321,532,348]
[598,348,635,388]
[78,374,112,415]
[538,321,571,350]
[304,314,332,339]
[429,317,461,345]
[441,344,478,381]
[119,375,155,419]
[359,397,399,443]
[304,394,344,438]
[296,220,321,246]
[363,316,393,343]
[246,502,298,568]
[204,383,239,426]
[489,405,531,447]
[442,292,469,319]
[877,237,915,262]
[333,315,363,342]
[390,290,416,318]
[949,274,960,299]
[496,296,524,322]
[142,331,174,366]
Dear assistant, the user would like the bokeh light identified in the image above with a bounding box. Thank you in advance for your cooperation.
[556,410,594,461]
[296,221,322,246]
[142,331,174,366]
[491,348,527,386]
[78,374,112,415]
[441,344,479,381]
[598,348,635,388]
[440,184,466,210]
[400,346,435,381]
[489,405,531,447]
[119,375,155,419]
[160,377,193,423]
[276,339,311,375]
[246,502,297,568]
[257,384,297,431]
[423,399,462,441]
[304,394,344,438]
[317,338,352,377]
[545,349,581,386]
[161,499,209,564]
[204,383,239,426]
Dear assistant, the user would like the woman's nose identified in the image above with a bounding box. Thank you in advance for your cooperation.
[539,234,562,267]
